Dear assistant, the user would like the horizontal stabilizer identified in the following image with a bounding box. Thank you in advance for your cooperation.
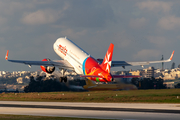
[80,75,103,78]
[80,75,140,78]
[112,75,141,78]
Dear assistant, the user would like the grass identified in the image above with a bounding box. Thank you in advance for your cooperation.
[0,89,180,103]
[0,114,113,120]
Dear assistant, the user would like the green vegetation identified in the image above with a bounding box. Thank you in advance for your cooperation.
[1,75,180,103]
[24,76,69,92]
[175,83,180,88]
[0,89,180,103]
[0,114,110,120]
[131,77,166,89]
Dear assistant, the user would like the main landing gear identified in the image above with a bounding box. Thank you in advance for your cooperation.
[59,69,67,83]
[60,76,67,83]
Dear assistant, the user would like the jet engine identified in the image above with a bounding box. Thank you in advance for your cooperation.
[40,58,55,74]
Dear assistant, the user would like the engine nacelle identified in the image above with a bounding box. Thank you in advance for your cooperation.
[40,58,55,74]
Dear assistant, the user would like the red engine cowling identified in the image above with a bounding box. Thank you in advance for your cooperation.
[40,58,55,74]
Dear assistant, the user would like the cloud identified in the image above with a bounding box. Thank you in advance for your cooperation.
[0,1,34,16]
[129,17,147,29]
[0,37,5,43]
[22,9,60,25]
[137,1,173,13]
[60,29,87,39]
[60,1,114,28]
[147,36,170,47]
[133,49,161,60]
[0,16,7,26]
[158,15,180,30]
[0,46,7,59]
[113,31,134,48]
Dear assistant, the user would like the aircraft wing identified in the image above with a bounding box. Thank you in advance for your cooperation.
[111,51,174,67]
[5,50,74,70]
[97,51,175,68]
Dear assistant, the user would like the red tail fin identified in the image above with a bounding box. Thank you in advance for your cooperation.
[100,43,114,73]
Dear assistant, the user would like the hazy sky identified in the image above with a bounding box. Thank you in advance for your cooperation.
[0,0,179,72]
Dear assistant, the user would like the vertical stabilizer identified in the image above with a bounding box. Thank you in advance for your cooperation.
[100,43,114,73]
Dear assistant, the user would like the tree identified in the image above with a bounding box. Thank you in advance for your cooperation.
[24,76,69,93]
[131,77,166,89]
[131,78,139,87]
[175,83,180,88]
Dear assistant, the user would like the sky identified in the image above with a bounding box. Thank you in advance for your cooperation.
[0,0,179,72]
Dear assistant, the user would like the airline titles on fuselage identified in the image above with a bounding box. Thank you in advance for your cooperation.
[58,44,67,56]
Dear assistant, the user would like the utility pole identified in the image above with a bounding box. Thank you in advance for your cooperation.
[171,62,175,69]
[161,55,164,70]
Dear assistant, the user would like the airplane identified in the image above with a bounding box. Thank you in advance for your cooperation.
[5,37,174,83]
[83,79,137,91]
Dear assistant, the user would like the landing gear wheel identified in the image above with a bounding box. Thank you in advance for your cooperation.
[60,77,63,82]
[64,77,67,83]
[59,77,67,83]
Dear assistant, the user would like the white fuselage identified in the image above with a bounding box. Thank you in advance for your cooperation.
[53,37,89,74]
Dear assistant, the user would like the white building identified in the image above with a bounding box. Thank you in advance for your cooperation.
[16,77,23,84]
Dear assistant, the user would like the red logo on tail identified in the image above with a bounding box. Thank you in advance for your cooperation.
[100,43,114,73]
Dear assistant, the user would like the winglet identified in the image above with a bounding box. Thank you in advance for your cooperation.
[5,50,9,60]
[169,51,175,61]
